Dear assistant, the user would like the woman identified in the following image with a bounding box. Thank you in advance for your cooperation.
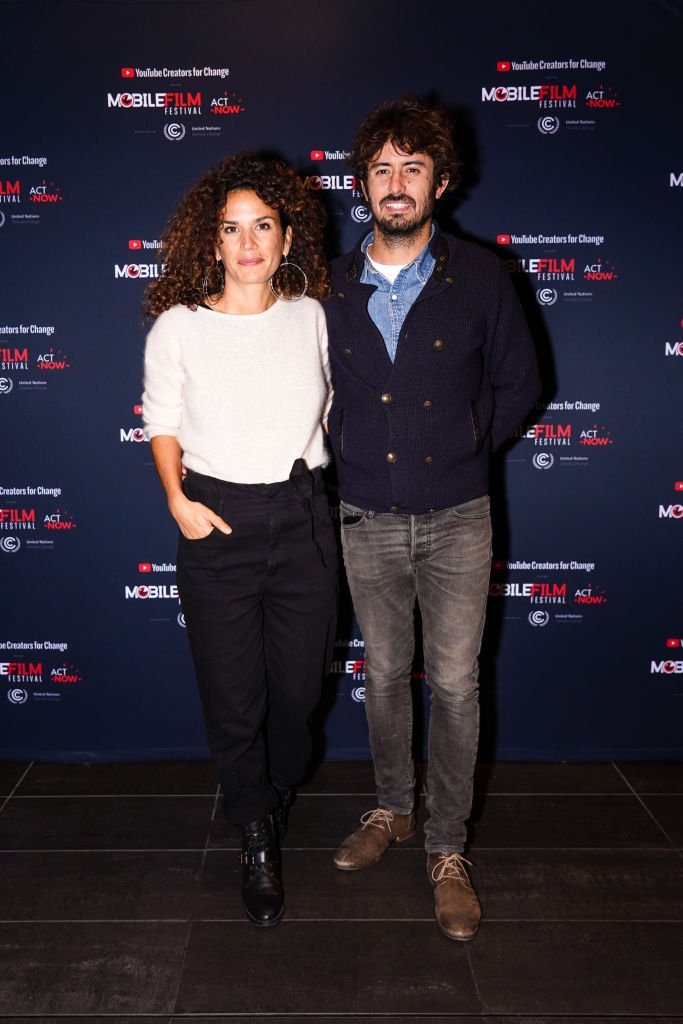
[142,153,338,927]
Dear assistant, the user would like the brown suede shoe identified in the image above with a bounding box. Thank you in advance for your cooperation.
[427,852,481,941]
[333,807,416,870]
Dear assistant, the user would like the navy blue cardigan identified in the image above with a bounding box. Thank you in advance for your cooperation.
[324,227,541,514]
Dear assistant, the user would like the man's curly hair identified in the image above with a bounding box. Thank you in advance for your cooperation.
[349,97,461,193]
[144,152,329,317]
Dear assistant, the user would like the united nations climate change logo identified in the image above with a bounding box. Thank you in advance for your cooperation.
[8,688,28,704]
[0,535,21,553]
[351,686,366,702]
[532,452,554,470]
[351,205,371,224]
[529,610,550,627]
[536,287,558,306]
[164,122,186,142]
[537,115,560,135]
[0,376,14,395]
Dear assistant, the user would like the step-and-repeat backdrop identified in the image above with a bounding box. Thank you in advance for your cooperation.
[1,1,681,762]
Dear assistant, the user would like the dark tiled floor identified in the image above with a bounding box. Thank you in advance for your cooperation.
[0,760,682,1021]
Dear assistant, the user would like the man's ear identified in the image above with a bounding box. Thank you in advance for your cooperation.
[435,176,449,200]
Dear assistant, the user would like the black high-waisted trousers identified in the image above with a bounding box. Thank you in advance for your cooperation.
[177,461,338,824]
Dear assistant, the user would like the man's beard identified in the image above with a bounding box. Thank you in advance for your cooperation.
[372,192,435,244]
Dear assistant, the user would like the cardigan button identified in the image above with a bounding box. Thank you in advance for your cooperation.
[424,456,434,464]
[343,347,352,356]
[381,393,392,404]
[386,452,397,463]
[390,505,399,514]
[433,339,444,349]
[445,276,453,284]
[423,399,433,409]
[338,292,345,299]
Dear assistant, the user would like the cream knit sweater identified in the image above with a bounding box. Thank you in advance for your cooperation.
[142,299,331,483]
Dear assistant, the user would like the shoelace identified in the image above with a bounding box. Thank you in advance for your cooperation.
[431,852,474,887]
[359,807,396,832]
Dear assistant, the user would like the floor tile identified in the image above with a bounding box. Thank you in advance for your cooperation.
[474,761,629,794]
[0,851,209,920]
[469,794,671,848]
[0,922,188,1014]
[174,1019,483,1024]
[201,848,433,920]
[469,921,683,1014]
[0,761,31,797]
[485,1018,669,1024]
[175,921,480,1014]
[209,793,425,849]
[1,1019,170,1024]
[0,796,214,850]
[16,760,217,796]
[639,794,683,845]
[299,759,376,793]
[616,761,683,792]
[471,848,683,919]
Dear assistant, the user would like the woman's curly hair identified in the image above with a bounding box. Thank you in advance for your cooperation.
[144,152,330,317]
[349,97,461,194]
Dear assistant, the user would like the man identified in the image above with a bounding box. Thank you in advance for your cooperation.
[324,98,541,941]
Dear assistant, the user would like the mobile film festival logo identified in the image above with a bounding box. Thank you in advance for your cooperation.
[497,231,608,303]
[652,637,683,676]
[109,66,244,142]
[664,318,683,357]
[120,401,147,443]
[302,174,357,192]
[487,59,618,136]
[107,90,202,115]
[1,178,63,206]
[115,237,165,280]
[659,482,683,520]
[517,399,613,467]
[2,645,82,705]
[0,486,76,550]
[1,330,70,378]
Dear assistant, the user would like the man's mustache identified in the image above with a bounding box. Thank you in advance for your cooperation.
[380,195,415,208]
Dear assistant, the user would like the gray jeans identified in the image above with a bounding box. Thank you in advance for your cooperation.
[340,495,492,853]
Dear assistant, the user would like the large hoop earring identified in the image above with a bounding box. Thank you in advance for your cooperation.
[201,259,224,300]
[269,255,308,301]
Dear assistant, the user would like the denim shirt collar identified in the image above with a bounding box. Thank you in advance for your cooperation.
[360,222,436,286]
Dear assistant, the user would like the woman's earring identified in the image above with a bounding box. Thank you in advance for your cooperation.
[202,259,224,299]
[269,254,308,301]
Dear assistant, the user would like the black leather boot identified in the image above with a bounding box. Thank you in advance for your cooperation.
[272,784,294,841]
[240,815,284,927]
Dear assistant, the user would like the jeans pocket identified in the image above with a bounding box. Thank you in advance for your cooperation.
[449,495,491,521]
[339,500,369,529]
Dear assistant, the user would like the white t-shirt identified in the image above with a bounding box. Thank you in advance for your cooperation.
[142,298,331,484]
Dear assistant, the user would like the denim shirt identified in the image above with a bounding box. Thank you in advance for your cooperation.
[360,226,436,363]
